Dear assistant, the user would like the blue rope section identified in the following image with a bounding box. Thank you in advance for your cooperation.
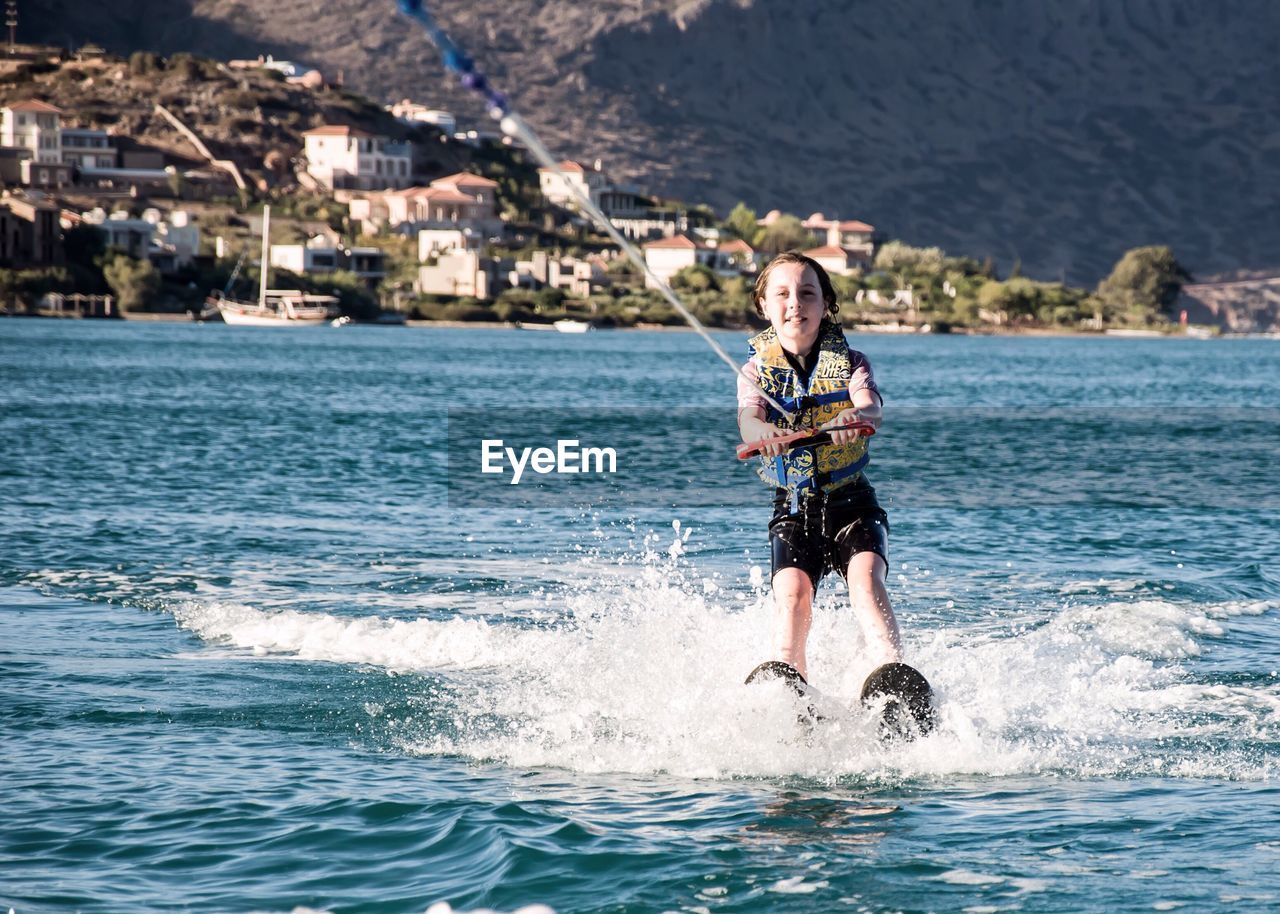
[395,0,508,117]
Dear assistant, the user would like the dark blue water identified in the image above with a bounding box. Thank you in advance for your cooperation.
[3,320,1279,913]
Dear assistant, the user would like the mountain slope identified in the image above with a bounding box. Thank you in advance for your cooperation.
[21,0,1280,282]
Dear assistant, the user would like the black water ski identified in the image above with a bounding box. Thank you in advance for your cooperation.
[744,660,808,691]
[860,662,937,740]
[744,661,826,724]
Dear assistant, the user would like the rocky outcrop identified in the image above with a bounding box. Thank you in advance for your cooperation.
[1178,279,1280,333]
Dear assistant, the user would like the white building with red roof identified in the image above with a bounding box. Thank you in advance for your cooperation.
[348,171,502,238]
[302,124,412,191]
[643,234,709,289]
[538,159,607,208]
[641,234,759,288]
[802,212,877,265]
[803,244,863,277]
[716,238,757,273]
[537,158,685,239]
[2,100,63,165]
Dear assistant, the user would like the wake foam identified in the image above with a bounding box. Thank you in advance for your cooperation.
[166,539,1280,783]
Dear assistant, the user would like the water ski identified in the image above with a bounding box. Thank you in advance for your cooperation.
[860,662,936,740]
[744,661,825,723]
[744,660,808,691]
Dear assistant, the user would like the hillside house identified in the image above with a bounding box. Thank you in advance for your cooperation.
[802,213,876,269]
[1,100,62,164]
[146,209,200,269]
[60,128,118,172]
[416,250,499,299]
[538,159,690,240]
[349,172,501,237]
[643,234,712,288]
[81,208,153,260]
[303,125,412,191]
[229,55,326,87]
[0,149,72,189]
[508,250,610,299]
[0,194,63,267]
[0,149,29,185]
[608,203,693,241]
[346,247,387,284]
[538,159,607,208]
[641,233,758,288]
[388,100,456,134]
[271,235,342,275]
[804,244,863,277]
[716,238,757,274]
[270,236,387,286]
[419,228,481,260]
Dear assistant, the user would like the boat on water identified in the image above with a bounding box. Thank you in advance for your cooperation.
[213,289,339,326]
[553,319,592,333]
[1103,328,1166,338]
[205,205,338,327]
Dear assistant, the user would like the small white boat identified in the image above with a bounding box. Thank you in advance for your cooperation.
[331,315,353,327]
[1104,328,1165,338]
[553,319,592,333]
[211,205,338,327]
[215,290,338,326]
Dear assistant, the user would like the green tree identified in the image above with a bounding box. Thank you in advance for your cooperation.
[830,272,865,306]
[0,269,19,311]
[308,270,379,320]
[102,254,160,312]
[873,241,946,284]
[724,202,762,246]
[535,286,567,311]
[1096,245,1191,325]
[670,263,720,293]
[757,214,811,257]
[606,256,640,279]
[976,278,1041,322]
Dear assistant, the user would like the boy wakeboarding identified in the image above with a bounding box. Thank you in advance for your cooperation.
[737,252,935,738]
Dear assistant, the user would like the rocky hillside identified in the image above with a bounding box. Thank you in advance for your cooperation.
[0,49,472,194]
[21,0,1280,282]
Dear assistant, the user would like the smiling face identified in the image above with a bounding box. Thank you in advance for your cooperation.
[760,260,826,354]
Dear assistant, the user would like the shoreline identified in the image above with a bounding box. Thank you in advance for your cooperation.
[4,312,1266,337]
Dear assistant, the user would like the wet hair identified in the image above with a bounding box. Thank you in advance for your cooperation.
[752,251,839,318]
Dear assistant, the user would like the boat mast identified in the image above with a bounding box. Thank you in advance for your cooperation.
[258,205,271,308]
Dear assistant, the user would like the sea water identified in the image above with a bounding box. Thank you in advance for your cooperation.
[2,320,1278,913]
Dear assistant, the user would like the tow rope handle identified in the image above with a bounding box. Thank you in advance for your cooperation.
[736,422,876,460]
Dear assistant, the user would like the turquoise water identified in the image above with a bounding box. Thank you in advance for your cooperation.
[2,320,1279,913]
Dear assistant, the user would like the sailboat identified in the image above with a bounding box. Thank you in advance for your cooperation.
[207,205,339,326]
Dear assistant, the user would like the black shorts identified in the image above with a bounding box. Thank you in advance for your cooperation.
[769,477,890,588]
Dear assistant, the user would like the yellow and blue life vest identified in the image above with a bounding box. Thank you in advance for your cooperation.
[748,319,870,507]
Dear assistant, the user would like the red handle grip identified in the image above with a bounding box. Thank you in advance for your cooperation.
[736,422,875,460]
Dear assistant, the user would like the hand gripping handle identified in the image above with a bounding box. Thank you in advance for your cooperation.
[736,422,876,460]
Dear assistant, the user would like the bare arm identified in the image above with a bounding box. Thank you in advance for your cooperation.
[822,388,883,445]
[738,406,791,457]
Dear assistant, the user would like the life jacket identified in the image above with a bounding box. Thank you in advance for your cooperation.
[748,319,869,506]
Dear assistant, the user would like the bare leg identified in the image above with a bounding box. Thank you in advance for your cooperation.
[770,567,815,680]
[846,551,903,666]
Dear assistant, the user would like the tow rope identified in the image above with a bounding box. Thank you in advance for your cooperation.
[394,0,794,421]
